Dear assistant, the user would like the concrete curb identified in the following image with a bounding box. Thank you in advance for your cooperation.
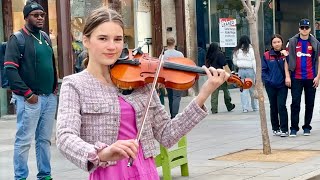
[0,114,16,121]
[291,169,320,180]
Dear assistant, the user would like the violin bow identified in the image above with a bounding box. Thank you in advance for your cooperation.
[127,48,165,167]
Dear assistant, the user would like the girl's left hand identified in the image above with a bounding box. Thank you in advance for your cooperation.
[195,66,228,107]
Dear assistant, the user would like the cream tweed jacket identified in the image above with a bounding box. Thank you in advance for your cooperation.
[56,70,208,172]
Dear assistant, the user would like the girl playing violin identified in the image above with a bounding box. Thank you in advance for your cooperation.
[56,7,228,180]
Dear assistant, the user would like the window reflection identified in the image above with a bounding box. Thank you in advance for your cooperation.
[12,0,59,72]
[70,0,135,73]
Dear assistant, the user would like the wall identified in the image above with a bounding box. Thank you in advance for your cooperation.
[136,0,153,55]
[161,1,176,47]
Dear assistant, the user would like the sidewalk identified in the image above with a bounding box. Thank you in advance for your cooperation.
[1,84,320,180]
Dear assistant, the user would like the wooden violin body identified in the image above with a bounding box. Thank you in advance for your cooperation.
[110,50,253,91]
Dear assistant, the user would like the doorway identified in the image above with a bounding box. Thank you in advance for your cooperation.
[274,0,314,42]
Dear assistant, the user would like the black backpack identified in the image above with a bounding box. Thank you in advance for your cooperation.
[0,32,25,88]
[0,31,50,88]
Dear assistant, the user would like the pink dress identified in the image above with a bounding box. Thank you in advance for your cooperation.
[89,97,160,180]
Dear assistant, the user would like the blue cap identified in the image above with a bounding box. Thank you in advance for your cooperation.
[299,19,310,27]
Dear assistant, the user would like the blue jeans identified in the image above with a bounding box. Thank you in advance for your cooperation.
[238,68,259,111]
[12,93,57,180]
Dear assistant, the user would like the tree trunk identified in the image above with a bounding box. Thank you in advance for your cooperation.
[241,0,271,155]
[249,19,271,155]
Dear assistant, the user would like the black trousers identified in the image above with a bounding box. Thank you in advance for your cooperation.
[290,79,316,131]
[265,84,288,132]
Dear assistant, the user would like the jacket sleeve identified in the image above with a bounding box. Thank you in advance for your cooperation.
[56,77,113,172]
[4,35,33,98]
[261,54,269,83]
[150,86,208,148]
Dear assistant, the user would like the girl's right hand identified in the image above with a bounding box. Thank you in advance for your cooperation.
[98,139,139,162]
[280,50,288,56]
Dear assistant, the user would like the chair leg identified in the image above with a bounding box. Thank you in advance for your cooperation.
[160,145,172,180]
[162,162,172,180]
[180,163,189,176]
[158,136,189,179]
[178,136,189,176]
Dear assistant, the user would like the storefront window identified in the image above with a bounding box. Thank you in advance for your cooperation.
[12,0,59,72]
[70,0,135,47]
[210,0,249,44]
[315,0,320,41]
[263,0,274,50]
[70,0,135,72]
[208,0,250,70]
[197,0,266,70]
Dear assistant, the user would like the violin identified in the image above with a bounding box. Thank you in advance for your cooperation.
[110,52,252,91]
[112,48,253,167]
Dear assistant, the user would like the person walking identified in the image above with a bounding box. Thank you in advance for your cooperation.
[232,35,259,113]
[205,42,235,114]
[285,18,320,137]
[4,2,58,180]
[56,7,228,179]
[164,37,184,118]
[262,34,289,137]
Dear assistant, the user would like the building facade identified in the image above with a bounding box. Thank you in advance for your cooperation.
[0,0,189,116]
[2,0,319,116]
[196,0,320,70]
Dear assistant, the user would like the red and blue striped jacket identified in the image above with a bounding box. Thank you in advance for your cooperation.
[262,49,286,88]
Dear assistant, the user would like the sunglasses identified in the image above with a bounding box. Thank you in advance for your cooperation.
[300,26,310,30]
[29,12,46,18]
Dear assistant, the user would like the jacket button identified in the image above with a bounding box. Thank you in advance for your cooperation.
[93,105,99,112]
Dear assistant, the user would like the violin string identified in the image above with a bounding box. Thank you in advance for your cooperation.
[164,61,205,74]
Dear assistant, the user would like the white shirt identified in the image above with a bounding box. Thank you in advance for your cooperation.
[232,45,256,73]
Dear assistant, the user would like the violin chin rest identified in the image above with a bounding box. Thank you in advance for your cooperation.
[118,48,129,60]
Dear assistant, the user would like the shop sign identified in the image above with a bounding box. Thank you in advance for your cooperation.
[219,18,237,47]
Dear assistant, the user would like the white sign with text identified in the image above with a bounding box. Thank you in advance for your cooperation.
[219,18,237,47]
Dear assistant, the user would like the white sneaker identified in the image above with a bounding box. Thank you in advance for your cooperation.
[280,131,289,137]
[273,130,281,136]
[243,109,248,113]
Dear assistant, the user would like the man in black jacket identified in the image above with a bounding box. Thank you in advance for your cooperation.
[4,2,57,180]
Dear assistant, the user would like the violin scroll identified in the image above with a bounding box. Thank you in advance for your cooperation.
[227,73,253,92]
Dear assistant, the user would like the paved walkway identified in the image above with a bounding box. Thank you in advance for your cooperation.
[1,82,320,180]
